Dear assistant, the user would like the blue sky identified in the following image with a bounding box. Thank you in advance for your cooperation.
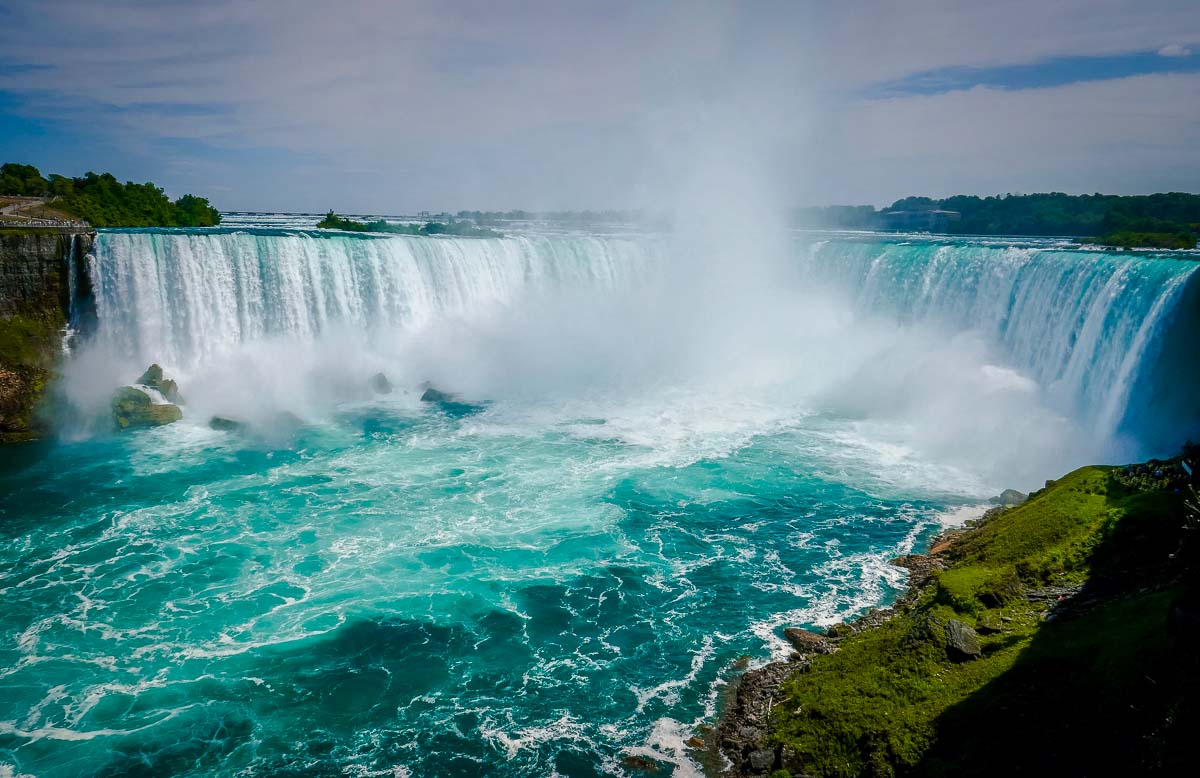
[869,45,1200,97]
[1,1,1198,212]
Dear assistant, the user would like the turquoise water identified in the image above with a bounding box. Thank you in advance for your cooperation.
[1,227,1196,776]
[1,399,963,777]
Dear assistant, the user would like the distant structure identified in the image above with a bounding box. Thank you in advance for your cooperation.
[881,209,961,232]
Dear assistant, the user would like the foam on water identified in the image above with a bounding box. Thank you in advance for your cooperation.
[1,227,1197,776]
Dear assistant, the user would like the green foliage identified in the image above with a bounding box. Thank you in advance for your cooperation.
[0,314,55,367]
[1,162,221,227]
[792,192,1200,243]
[1094,231,1197,250]
[173,194,221,227]
[317,211,501,238]
[769,464,1191,776]
[0,163,49,197]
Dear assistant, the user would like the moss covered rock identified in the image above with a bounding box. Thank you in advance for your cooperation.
[112,385,182,429]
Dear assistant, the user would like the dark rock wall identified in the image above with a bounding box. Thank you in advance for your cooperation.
[0,229,94,442]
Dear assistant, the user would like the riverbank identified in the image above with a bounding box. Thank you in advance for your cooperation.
[716,455,1200,776]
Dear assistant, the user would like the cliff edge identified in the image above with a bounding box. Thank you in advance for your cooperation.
[0,228,94,442]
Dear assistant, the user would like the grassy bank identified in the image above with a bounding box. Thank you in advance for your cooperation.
[750,461,1199,776]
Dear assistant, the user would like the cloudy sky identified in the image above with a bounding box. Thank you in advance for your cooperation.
[1,0,1198,212]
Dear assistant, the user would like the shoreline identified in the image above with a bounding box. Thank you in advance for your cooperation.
[711,517,974,776]
[708,457,1198,776]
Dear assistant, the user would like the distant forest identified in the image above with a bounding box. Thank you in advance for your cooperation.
[794,192,1200,249]
[317,211,501,238]
[0,162,220,228]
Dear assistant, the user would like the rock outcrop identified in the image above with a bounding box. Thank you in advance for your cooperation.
[420,386,455,403]
[993,488,1027,506]
[945,619,982,661]
[0,228,94,442]
[369,372,392,395]
[136,363,183,404]
[209,416,245,432]
[112,364,184,429]
[111,385,183,429]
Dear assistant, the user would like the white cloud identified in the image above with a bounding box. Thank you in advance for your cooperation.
[1158,43,1193,57]
[0,0,1197,210]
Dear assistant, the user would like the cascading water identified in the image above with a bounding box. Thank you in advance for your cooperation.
[2,225,1197,778]
[86,230,658,370]
[794,238,1199,451]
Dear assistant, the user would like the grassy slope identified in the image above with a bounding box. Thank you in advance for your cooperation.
[769,465,1195,777]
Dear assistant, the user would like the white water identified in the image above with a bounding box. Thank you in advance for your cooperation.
[69,228,1200,489]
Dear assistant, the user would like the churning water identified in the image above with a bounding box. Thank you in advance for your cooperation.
[1,225,1196,776]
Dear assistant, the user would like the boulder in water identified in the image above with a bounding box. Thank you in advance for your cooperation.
[209,416,245,432]
[784,627,833,655]
[136,363,184,404]
[369,372,393,395]
[112,385,183,429]
[420,386,455,403]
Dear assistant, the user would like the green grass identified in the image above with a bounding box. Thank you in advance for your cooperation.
[0,313,58,367]
[765,464,1191,776]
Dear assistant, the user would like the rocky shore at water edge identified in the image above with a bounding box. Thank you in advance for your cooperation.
[713,525,966,776]
[705,454,1200,777]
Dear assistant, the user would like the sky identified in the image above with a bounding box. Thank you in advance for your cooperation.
[0,0,1198,213]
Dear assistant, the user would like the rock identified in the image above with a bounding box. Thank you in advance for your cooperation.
[420,386,454,403]
[945,619,982,661]
[112,386,183,429]
[209,416,245,432]
[135,363,184,404]
[369,372,392,394]
[135,363,164,386]
[738,726,762,743]
[993,488,1027,506]
[620,754,661,773]
[826,623,854,639]
[784,627,832,655]
[686,736,705,749]
[748,748,776,772]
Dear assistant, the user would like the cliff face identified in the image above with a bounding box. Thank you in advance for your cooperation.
[0,229,94,442]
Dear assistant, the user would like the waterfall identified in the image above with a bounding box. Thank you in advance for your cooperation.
[796,238,1200,449]
[87,230,659,369]
[80,229,1199,454]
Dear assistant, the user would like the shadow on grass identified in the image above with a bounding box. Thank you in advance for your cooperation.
[914,472,1200,776]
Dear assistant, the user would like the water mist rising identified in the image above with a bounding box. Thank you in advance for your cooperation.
[68,227,1199,491]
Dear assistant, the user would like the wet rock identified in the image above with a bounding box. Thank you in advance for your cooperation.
[369,372,392,394]
[891,553,949,587]
[993,488,1027,506]
[112,385,182,429]
[620,754,662,773]
[419,386,455,403]
[718,660,792,774]
[686,736,705,749]
[136,363,183,404]
[826,623,854,639]
[209,415,245,432]
[945,619,981,661]
[738,726,762,743]
[784,627,832,655]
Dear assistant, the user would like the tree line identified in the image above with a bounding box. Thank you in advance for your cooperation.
[794,192,1200,249]
[1,162,220,228]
